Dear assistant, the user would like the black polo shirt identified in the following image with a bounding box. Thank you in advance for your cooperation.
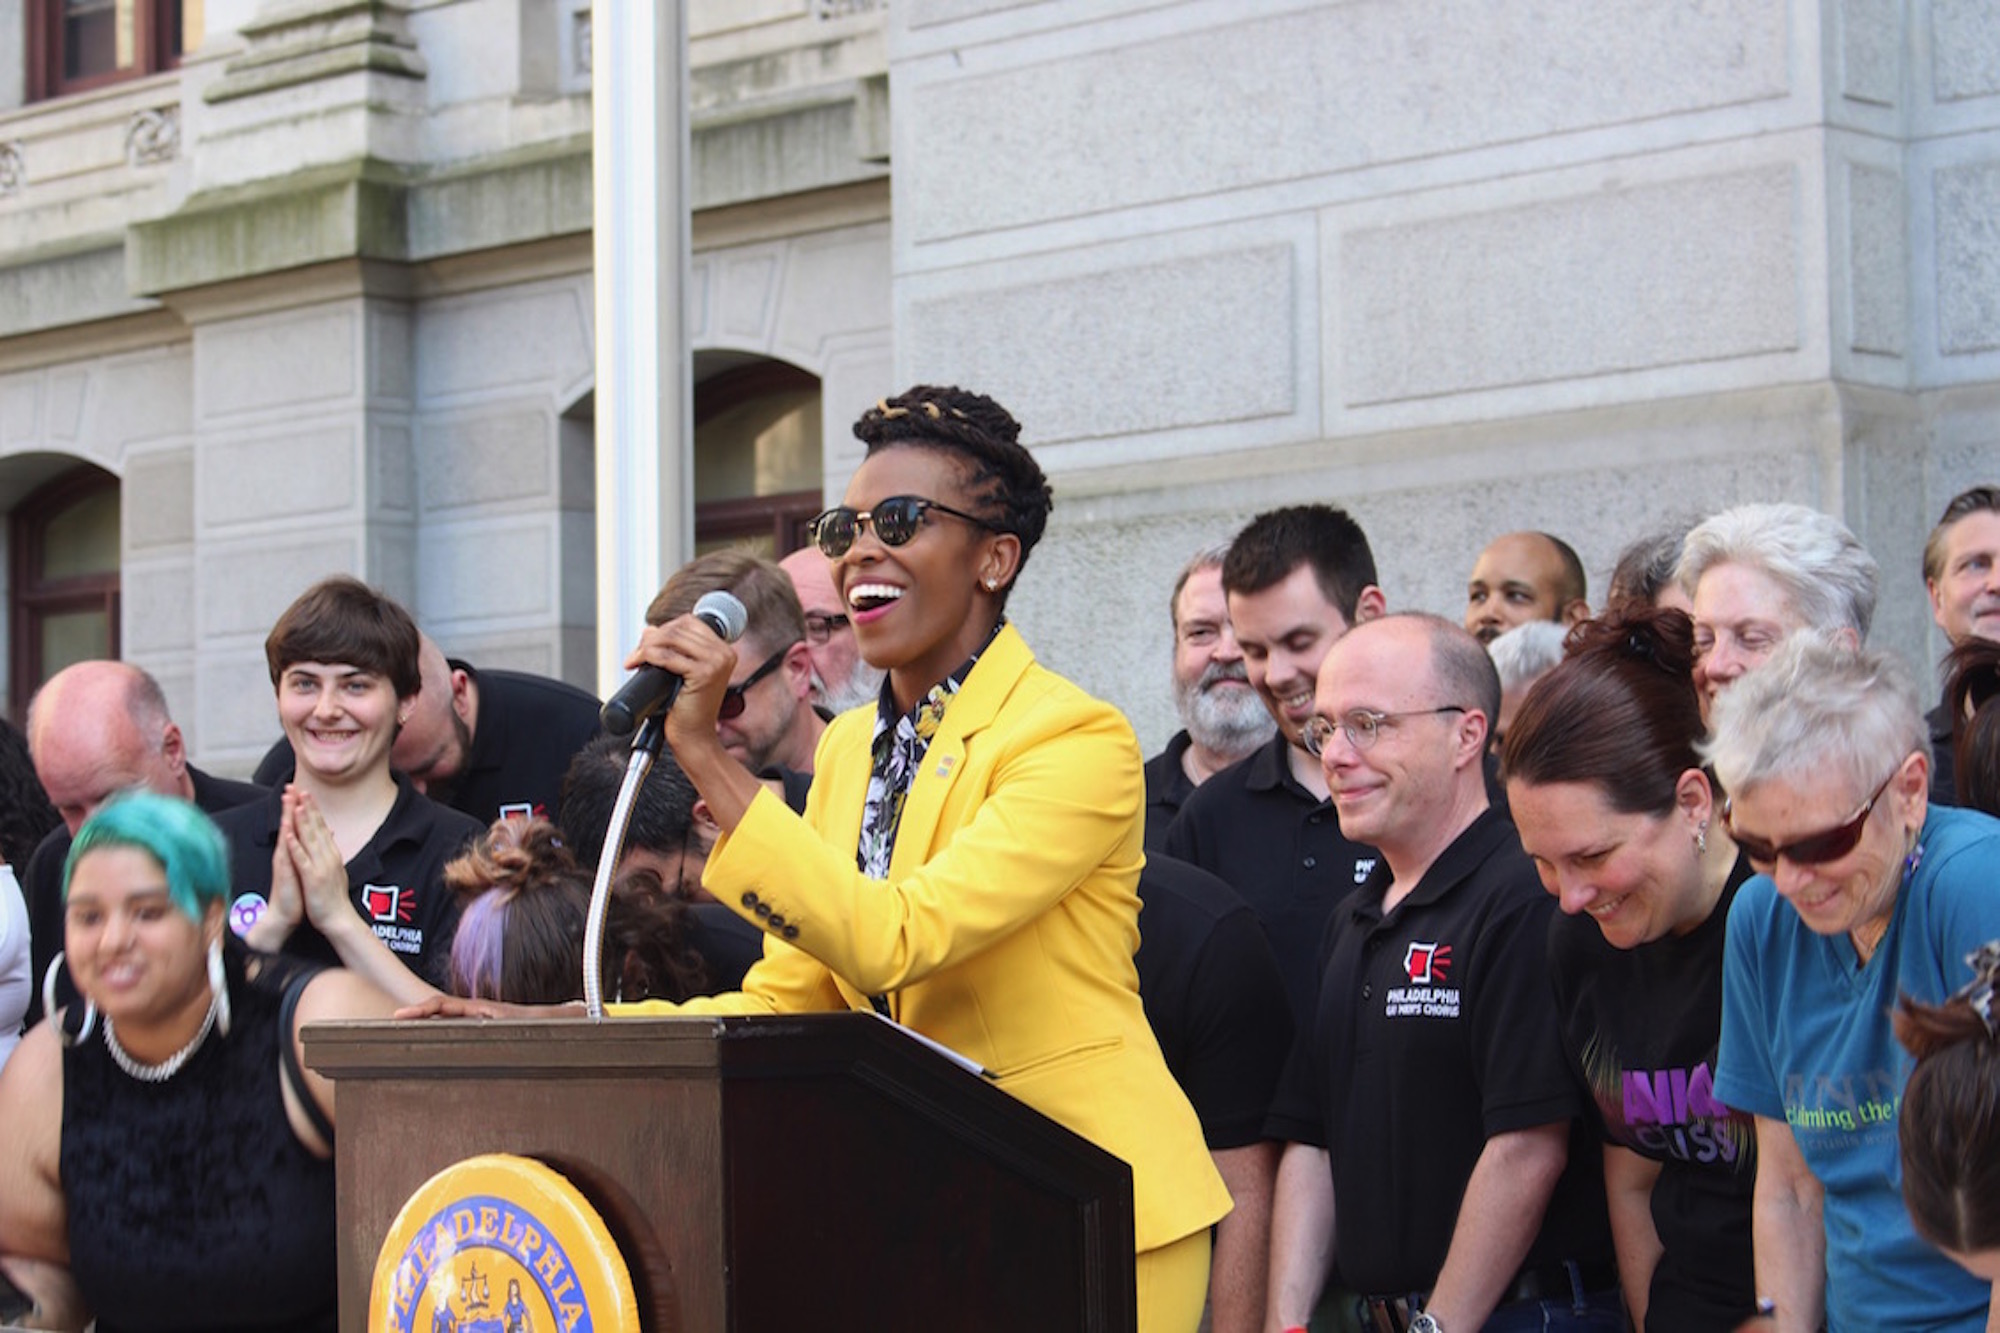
[1135,853,1293,1149]
[1265,807,1609,1297]
[22,765,265,1028]
[1929,698,1958,805]
[253,663,602,827]
[211,773,482,985]
[1143,730,1198,851]
[1161,731,1379,1035]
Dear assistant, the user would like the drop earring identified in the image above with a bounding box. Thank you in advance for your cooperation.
[43,954,96,1047]
[209,937,232,1038]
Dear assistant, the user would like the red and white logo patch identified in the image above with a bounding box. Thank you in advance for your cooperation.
[1404,941,1451,985]
[362,884,414,925]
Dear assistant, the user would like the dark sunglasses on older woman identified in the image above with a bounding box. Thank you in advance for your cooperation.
[1721,769,1897,867]
[809,495,998,559]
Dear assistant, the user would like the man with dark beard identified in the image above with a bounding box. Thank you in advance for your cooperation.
[1144,543,1277,847]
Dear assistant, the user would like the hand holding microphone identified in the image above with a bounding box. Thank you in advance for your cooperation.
[601,590,750,736]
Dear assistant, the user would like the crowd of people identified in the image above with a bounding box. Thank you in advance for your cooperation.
[0,382,1996,1333]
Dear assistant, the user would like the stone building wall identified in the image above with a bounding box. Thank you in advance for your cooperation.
[889,0,2000,751]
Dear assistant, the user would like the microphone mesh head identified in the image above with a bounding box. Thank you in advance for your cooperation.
[692,590,749,642]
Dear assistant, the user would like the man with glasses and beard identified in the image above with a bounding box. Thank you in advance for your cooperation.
[1145,542,1278,847]
[781,546,887,715]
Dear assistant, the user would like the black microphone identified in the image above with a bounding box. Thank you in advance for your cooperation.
[600,590,750,736]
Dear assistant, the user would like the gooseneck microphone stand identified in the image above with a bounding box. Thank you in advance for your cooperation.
[582,712,665,1018]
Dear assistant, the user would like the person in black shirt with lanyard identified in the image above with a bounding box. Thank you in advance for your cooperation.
[1503,607,1757,1330]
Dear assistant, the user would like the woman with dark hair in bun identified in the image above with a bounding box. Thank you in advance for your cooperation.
[409,386,1230,1332]
[443,816,708,1006]
[1894,942,2000,1280]
[1501,607,1758,1330]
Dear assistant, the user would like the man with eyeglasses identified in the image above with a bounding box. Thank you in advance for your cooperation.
[1266,614,1617,1333]
[780,546,886,714]
[648,550,826,783]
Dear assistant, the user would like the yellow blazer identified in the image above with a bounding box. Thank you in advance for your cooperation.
[617,624,1229,1251]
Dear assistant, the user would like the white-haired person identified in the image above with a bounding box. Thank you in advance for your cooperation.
[1486,618,1569,751]
[1708,636,2000,1331]
[1676,501,1879,718]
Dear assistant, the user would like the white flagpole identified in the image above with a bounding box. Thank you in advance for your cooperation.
[592,0,692,698]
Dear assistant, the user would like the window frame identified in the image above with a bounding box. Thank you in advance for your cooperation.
[9,466,121,722]
[27,0,184,103]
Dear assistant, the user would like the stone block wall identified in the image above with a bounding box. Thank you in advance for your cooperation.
[893,0,2000,752]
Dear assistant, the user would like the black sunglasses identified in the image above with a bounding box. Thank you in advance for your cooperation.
[1722,770,1897,868]
[808,495,998,559]
[719,646,790,720]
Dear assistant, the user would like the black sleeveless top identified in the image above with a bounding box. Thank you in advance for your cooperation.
[61,941,337,1333]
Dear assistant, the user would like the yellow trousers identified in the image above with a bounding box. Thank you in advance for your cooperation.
[1137,1227,1213,1333]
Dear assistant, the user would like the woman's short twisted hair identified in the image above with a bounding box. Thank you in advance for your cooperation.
[852,386,1053,594]
[1700,634,1924,799]
[1675,502,1879,641]
[66,792,230,924]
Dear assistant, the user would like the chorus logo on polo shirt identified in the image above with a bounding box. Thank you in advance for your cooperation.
[1384,940,1461,1019]
[362,883,428,956]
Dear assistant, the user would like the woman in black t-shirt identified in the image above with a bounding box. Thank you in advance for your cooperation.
[1501,608,1758,1332]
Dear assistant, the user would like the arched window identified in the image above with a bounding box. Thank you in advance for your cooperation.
[693,360,824,557]
[10,465,120,720]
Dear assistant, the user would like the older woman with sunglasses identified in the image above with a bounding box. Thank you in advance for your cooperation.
[1707,636,2000,1332]
[410,386,1230,1333]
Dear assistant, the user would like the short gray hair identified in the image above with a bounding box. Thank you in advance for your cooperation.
[1675,502,1879,640]
[1701,634,1925,799]
[1169,540,1235,629]
[1487,620,1569,692]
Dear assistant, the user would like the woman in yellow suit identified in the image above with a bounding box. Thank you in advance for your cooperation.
[429,386,1229,1330]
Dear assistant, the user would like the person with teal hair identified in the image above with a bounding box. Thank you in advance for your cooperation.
[63,789,231,923]
[0,790,397,1329]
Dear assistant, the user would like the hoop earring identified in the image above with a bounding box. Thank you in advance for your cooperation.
[209,937,232,1038]
[43,953,96,1047]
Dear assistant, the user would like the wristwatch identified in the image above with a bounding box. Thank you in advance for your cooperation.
[1408,1314,1446,1333]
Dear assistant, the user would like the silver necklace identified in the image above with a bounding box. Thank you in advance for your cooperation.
[102,994,219,1083]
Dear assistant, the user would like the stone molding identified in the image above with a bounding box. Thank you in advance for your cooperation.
[205,0,429,106]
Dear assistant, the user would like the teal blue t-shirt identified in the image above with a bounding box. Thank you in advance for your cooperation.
[1715,804,2000,1331]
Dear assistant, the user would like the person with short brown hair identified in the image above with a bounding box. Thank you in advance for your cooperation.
[216,576,481,989]
[649,550,825,775]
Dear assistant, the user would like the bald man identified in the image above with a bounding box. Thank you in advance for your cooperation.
[779,545,884,714]
[21,660,263,1026]
[1463,531,1591,646]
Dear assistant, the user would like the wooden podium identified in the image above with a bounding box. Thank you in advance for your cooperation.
[306,1012,1137,1332]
